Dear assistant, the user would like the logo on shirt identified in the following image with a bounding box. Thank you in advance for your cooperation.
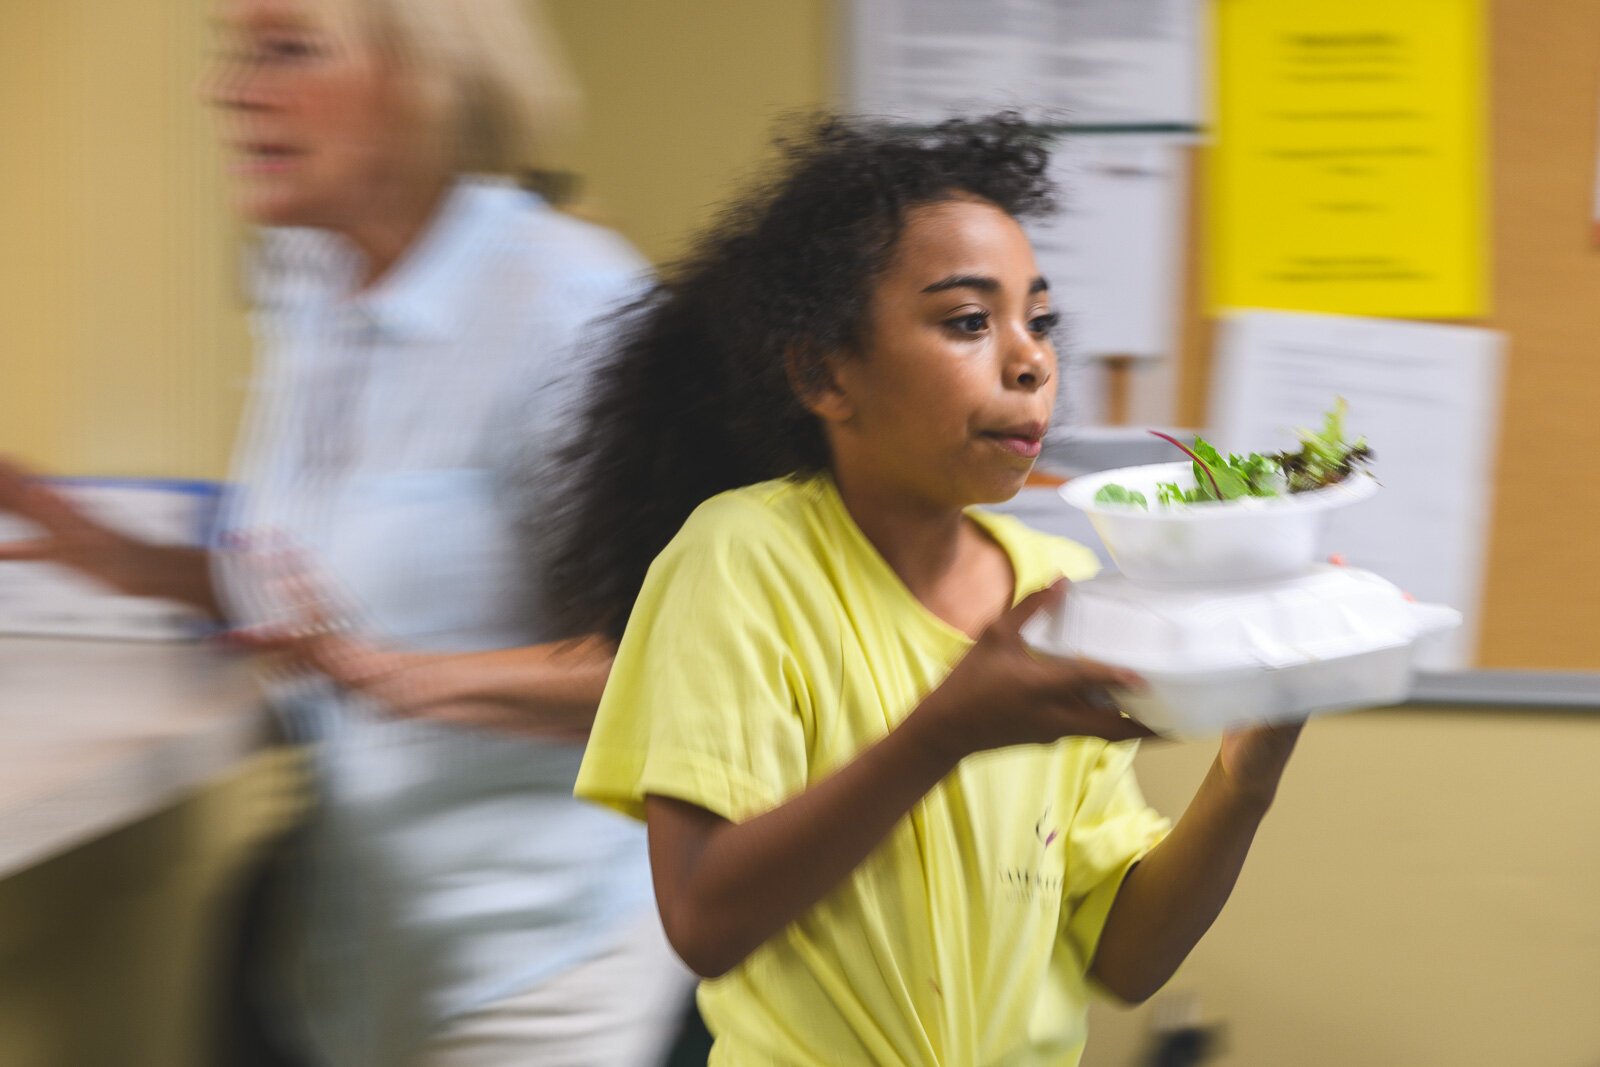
[1002,806,1064,906]
[1035,805,1060,849]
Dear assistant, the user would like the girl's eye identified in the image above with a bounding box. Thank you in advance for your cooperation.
[1029,311,1061,336]
[946,312,990,335]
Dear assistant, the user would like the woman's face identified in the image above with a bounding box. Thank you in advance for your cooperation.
[816,197,1059,512]
[205,0,431,228]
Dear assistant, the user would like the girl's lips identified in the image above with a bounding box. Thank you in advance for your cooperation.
[983,432,1043,459]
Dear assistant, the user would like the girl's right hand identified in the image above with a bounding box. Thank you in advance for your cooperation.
[0,458,152,595]
[913,579,1155,763]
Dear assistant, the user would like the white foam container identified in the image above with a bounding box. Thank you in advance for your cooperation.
[1021,565,1460,738]
[1060,461,1378,584]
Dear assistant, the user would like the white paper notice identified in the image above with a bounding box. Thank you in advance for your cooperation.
[1210,311,1504,669]
[1049,0,1203,126]
[1029,137,1187,425]
[848,0,1203,126]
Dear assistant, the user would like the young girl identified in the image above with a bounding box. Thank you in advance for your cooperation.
[561,114,1301,1066]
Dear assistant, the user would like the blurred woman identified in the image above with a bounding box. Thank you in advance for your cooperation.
[0,1,688,1063]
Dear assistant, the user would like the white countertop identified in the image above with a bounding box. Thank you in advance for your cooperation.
[0,637,270,878]
[3,633,1585,883]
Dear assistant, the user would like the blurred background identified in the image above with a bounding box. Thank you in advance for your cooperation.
[2,1,1598,1065]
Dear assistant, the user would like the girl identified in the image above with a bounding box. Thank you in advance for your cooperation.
[562,114,1301,1066]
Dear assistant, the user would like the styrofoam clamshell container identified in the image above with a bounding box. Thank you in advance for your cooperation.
[1020,565,1461,738]
[1059,462,1378,584]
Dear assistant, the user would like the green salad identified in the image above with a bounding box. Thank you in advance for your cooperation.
[1093,399,1373,510]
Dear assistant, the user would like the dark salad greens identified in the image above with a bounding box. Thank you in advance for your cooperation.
[1093,399,1373,510]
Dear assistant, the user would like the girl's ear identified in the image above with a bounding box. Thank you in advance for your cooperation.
[786,347,854,424]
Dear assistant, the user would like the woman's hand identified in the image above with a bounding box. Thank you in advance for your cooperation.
[225,548,600,739]
[0,458,154,594]
[0,457,220,613]
[911,579,1155,765]
[221,553,446,716]
[233,623,594,741]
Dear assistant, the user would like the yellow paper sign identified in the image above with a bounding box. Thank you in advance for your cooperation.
[1209,0,1487,317]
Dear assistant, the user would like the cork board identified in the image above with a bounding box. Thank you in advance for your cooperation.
[1176,0,1600,671]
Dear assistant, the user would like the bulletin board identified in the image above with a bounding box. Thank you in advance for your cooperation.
[1176,0,1600,671]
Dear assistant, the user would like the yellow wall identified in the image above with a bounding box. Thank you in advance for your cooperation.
[1122,9,1600,1053]
[545,0,837,265]
[1084,709,1600,1066]
[0,0,834,478]
[0,5,834,1066]
[6,3,1600,1067]
[0,0,253,480]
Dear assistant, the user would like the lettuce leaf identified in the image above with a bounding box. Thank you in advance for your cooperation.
[1093,484,1148,509]
[1274,398,1374,492]
[1091,399,1370,509]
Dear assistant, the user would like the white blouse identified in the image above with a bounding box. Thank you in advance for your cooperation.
[216,179,655,1065]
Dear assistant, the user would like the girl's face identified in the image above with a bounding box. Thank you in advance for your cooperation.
[204,0,435,228]
[815,197,1058,512]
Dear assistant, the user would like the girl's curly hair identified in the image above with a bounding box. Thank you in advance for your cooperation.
[550,112,1057,640]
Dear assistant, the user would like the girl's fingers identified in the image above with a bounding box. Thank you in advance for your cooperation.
[1050,657,1146,694]
[1059,677,1159,741]
[996,577,1067,636]
[1084,712,1160,742]
[1080,689,1160,740]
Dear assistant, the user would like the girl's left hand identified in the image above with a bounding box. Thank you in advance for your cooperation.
[1217,720,1305,812]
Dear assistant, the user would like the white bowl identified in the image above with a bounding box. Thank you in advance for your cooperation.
[1059,461,1378,584]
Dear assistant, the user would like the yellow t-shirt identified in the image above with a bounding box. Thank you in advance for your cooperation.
[575,476,1170,1066]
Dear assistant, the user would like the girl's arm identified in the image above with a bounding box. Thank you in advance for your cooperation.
[646,707,957,979]
[646,581,1153,979]
[1088,723,1303,1003]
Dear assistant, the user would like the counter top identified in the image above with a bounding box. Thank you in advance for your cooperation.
[1,633,1593,883]
[0,638,269,878]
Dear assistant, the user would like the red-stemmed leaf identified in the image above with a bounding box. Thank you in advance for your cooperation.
[1148,430,1222,498]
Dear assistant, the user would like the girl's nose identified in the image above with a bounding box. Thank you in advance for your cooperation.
[1007,330,1054,391]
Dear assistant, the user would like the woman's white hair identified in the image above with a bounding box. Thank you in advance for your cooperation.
[336,0,579,176]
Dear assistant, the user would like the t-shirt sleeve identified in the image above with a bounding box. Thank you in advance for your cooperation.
[1059,740,1172,966]
[1048,537,1102,585]
[972,510,1101,590]
[574,497,816,825]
